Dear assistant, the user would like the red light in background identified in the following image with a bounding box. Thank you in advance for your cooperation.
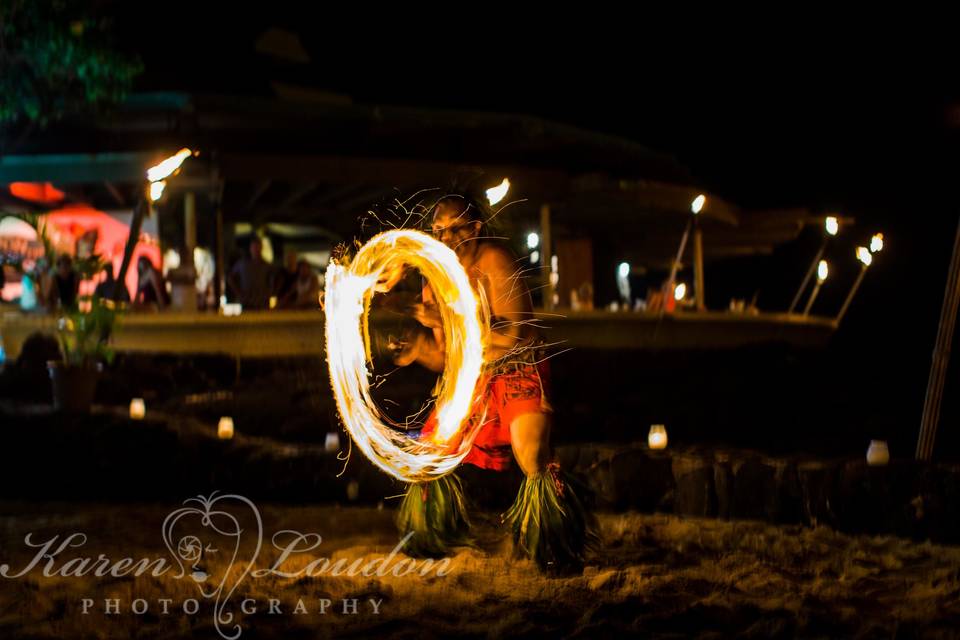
[9,182,66,204]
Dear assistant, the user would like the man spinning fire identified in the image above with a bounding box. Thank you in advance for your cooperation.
[386,188,596,573]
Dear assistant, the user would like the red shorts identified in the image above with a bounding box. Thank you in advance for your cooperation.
[421,362,552,471]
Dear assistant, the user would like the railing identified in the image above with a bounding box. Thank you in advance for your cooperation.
[0,308,837,361]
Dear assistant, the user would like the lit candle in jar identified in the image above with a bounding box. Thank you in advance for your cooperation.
[325,432,340,453]
[129,398,146,420]
[218,417,235,440]
[866,440,889,466]
[648,424,668,450]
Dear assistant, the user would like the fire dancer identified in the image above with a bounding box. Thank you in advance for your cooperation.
[388,189,596,572]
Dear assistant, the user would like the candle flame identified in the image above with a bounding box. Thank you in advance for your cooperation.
[324,229,489,482]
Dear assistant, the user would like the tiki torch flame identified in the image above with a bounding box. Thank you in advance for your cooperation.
[817,259,829,283]
[486,178,510,206]
[856,246,873,267]
[691,194,706,215]
[674,282,687,301]
[870,233,884,253]
[147,148,193,183]
[825,216,839,236]
[149,181,166,202]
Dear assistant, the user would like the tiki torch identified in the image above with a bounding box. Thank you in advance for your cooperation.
[836,245,876,324]
[789,215,839,313]
[666,194,705,304]
[114,148,195,300]
[802,260,829,316]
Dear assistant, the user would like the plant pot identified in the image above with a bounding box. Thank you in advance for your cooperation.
[47,361,101,414]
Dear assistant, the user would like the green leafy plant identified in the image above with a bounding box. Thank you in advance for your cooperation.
[55,295,120,368]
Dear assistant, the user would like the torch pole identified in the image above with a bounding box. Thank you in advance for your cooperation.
[802,281,822,316]
[113,195,148,302]
[789,237,828,314]
[835,264,868,325]
[666,216,693,295]
[916,216,960,461]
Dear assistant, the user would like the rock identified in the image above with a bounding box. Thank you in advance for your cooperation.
[672,454,716,517]
[796,461,838,528]
[731,456,776,520]
[773,460,805,524]
[609,447,674,512]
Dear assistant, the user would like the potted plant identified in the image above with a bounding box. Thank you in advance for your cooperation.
[48,295,120,413]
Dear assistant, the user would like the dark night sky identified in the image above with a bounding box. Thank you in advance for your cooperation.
[106,6,960,455]
[117,10,960,325]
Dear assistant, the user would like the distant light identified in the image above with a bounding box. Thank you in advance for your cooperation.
[526,232,540,250]
[817,260,829,283]
[163,248,181,272]
[222,303,243,316]
[486,178,510,206]
[856,246,873,267]
[149,181,166,202]
[530,250,540,264]
[617,262,630,279]
[674,282,687,301]
[147,148,193,182]
[691,194,706,215]
[9,182,65,204]
[825,216,839,236]
[870,233,884,253]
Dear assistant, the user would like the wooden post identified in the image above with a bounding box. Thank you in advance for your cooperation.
[917,216,960,461]
[540,203,553,311]
[693,219,705,311]
[184,191,197,269]
[212,174,226,308]
[215,205,225,307]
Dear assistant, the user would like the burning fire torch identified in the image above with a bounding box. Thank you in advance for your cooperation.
[114,149,195,301]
